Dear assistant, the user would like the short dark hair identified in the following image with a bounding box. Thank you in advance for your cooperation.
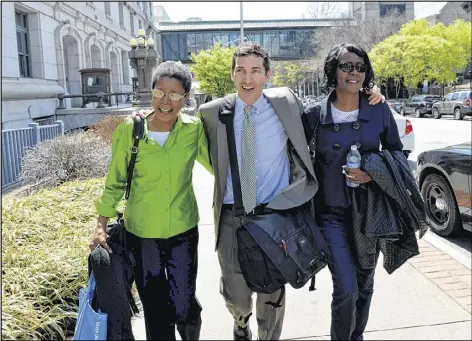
[231,42,270,74]
[151,61,192,94]
[320,43,375,95]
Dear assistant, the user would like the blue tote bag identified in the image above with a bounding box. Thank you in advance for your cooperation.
[74,273,108,340]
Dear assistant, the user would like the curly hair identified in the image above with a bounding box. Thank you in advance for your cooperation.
[151,61,192,94]
[320,43,374,95]
[232,42,270,74]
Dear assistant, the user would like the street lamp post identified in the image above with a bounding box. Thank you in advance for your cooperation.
[240,2,244,45]
[128,29,158,107]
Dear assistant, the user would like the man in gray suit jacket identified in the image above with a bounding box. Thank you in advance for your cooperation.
[197,43,317,341]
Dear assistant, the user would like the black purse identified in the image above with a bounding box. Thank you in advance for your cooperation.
[106,114,145,250]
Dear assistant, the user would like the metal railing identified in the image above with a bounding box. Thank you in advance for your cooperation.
[1,121,64,189]
[57,91,135,109]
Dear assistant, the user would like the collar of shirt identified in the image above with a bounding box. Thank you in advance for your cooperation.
[235,94,266,117]
[144,112,185,136]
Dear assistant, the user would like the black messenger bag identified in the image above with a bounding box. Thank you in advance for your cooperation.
[218,94,329,308]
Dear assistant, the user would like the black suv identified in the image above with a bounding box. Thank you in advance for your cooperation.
[399,95,441,118]
[431,90,472,120]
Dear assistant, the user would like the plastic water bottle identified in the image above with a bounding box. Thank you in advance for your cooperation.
[346,145,361,188]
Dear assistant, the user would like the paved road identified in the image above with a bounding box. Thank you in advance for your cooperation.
[405,115,472,269]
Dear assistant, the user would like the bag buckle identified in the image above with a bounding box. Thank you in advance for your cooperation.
[130,146,138,154]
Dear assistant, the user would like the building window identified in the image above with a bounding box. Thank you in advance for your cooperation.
[119,2,124,27]
[121,50,130,85]
[139,19,142,29]
[105,2,111,16]
[16,11,31,78]
[130,12,135,35]
[379,4,405,16]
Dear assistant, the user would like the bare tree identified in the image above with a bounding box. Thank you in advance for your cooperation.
[307,2,341,18]
[311,8,406,60]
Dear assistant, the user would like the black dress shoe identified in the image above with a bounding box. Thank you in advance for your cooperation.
[233,322,252,340]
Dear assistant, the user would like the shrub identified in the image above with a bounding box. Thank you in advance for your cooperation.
[1,179,108,340]
[88,115,126,144]
[20,131,111,190]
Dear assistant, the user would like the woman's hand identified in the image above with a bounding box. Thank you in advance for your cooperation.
[344,167,372,184]
[89,216,113,253]
[364,85,385,105]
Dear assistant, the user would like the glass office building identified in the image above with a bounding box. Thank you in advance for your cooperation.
[156,19,333,62]
[161,29,315,61]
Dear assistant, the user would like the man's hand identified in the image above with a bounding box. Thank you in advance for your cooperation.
[364,85,385,105]
[344,167,372,184]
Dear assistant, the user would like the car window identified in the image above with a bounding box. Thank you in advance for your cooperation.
[411,95,422,101]
[425,96,439,101]
[444,93,453,101]
[459,92,468,99]
[451,93,459,100]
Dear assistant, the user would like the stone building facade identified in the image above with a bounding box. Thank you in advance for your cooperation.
[1,2,159,129]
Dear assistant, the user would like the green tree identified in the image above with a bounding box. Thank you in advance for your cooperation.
[190,43,236,98]
[272,61,308,90]
[370,19,472,97]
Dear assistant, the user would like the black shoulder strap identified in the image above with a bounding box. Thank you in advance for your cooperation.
[125,115,145,200]
[307,105,322,161]
[218,94,245,217]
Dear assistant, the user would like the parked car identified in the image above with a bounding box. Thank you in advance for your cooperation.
[417,142,472,237]
[386,99,405,113]
[390,108,415,158]
[431,90,472,120]
[399,94,440,118]
[181,98,197,116]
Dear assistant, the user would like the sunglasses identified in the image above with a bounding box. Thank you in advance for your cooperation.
[338,62,367,73]
[152,89,187,101]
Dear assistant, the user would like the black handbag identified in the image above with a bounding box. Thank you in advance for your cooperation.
[106,113,145,245]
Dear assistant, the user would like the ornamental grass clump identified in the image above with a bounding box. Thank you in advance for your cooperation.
[1,179,106,340]
[20,131,111,190]
[88,115,126,144]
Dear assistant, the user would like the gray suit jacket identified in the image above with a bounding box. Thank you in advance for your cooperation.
[198,87,318,249]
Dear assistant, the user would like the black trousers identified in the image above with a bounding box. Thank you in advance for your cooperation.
[319,207,379,341]
[127,227,202,340]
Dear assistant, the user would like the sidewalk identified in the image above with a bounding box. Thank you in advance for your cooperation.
[132,164,471,340]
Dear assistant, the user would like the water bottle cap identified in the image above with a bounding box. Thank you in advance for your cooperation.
[351,145,358,151]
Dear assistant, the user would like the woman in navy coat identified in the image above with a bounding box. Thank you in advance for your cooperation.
[303,43,403,340]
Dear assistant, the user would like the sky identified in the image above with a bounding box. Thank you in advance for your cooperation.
[154,2,444,22]
[154,2,349,21]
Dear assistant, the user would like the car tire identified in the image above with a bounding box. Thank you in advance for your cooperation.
[454,108,463,120]
[415,108,422,118]
[421,173,462,237]
[400,107,405,116]
[432,108,441,119]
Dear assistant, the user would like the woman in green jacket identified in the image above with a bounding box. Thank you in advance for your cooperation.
[90,61,212,340]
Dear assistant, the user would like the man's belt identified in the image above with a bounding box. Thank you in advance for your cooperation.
[222,203,275,216]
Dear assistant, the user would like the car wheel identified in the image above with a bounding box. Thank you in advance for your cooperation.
[400,107,405,116]
[421,174,462,237]
[432,108,441,119]
[414,108,422,118]
[454,108,463,120]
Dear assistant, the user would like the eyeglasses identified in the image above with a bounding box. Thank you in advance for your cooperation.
[338,62,367,73]
[152,89,187,101]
